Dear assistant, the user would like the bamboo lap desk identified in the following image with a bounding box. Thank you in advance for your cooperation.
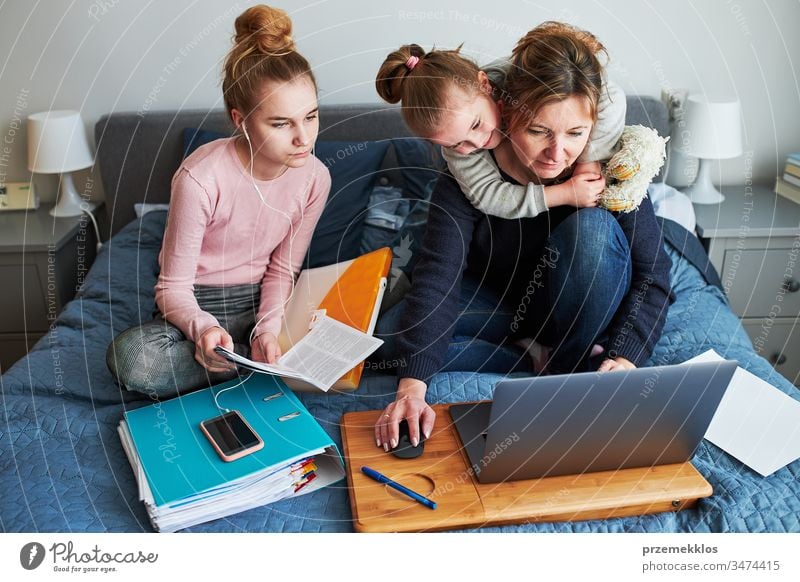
[342,404,712,533]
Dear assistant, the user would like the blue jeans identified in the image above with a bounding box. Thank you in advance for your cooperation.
[532,208,632,373]
[375,208,632,375]
[106,284,259,399]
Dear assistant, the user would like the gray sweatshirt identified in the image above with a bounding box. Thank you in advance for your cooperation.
[443,59,626,219]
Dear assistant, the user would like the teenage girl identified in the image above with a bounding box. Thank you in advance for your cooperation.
[107,5,331,399]
[376,21,626,218]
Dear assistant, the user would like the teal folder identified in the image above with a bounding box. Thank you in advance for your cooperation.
[121,374,344,509]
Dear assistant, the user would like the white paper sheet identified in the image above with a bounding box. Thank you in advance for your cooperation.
[278,315,384,389]
[686,349,800,476]
[215,315,383,392]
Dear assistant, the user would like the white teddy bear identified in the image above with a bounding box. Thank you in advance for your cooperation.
[600,125,670,213]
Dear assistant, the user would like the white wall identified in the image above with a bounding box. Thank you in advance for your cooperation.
[1,0,798,203]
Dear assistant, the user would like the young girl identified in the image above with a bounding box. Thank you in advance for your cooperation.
[107,5,331,398]
[375,21,626,219]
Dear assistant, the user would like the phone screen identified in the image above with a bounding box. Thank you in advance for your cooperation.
[201,411,261,457]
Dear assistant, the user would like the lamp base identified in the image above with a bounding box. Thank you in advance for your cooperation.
[683,158,725,205]
[49,172,96,218]
[684,182,725,205]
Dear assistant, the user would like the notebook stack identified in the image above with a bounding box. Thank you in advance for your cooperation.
[776,152,800,204]
[118,374,344,532]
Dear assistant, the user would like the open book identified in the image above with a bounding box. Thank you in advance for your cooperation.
[215,314,383,392]
[216,248,391,392]
[280,247,392,391]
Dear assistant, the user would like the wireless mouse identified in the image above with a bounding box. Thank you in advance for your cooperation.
[392,419,425,459]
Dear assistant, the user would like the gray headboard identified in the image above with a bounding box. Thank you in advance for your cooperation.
[95,96,668,238]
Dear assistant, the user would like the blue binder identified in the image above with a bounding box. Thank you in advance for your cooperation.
[122,374,344,508]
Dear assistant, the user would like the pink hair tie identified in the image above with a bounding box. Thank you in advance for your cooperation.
[405,56,420,71]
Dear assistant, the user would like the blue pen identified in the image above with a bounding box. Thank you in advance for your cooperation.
[361,466,437,510]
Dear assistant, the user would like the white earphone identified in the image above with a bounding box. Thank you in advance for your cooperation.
[233,115,319,354]
[237,118,301,349]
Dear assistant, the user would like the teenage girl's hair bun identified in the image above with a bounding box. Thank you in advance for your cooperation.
[234,4,296,56]
[375,44,426,104]
[223,5,315,120]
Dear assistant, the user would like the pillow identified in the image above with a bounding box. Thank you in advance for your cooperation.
[306,140,390,268]
[391,138,445,202]
[183,127,227,159]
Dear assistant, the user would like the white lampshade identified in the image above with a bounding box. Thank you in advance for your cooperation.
[681,96,743,205]
[27,110,94,173]
[682,96,743,160]
[27,110,96,217]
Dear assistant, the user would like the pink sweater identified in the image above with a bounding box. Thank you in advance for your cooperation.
[155,137,331,343]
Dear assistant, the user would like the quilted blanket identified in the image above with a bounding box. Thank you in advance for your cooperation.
[2,211,798,533]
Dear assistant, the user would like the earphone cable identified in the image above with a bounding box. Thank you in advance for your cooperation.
[241,125,317,348]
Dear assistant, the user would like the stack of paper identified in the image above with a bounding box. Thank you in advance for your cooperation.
[117,374,345,532]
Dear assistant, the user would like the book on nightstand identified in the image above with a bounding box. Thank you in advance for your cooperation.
[779,154,800,197]
[775,176,800,205]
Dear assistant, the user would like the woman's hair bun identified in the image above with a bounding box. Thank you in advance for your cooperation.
[234,4,296,55]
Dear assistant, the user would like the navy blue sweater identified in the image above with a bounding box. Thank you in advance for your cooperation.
[395,172,674,383]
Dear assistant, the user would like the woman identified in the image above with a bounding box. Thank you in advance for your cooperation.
[373,23,673,450]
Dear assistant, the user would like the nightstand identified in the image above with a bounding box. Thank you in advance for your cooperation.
[0,203,103,371]
[693,185,800,385]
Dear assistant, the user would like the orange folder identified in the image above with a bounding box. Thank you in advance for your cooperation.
[278,247,392,391]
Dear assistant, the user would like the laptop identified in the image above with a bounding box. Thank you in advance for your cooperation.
[449,360,737,483]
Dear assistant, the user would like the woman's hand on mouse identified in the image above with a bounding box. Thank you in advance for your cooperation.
[375,378,435,452]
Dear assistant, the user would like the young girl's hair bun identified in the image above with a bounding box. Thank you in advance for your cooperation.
[234,4,296,56]
[376,43,481,136]
[375,44,427,104]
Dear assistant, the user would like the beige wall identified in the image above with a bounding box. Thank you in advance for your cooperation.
[1,0,797,203]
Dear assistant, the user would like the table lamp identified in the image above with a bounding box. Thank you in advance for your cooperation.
[681,96,743,204]
[27,110,95,217]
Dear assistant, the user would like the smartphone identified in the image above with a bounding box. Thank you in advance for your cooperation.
[200,410,264,462]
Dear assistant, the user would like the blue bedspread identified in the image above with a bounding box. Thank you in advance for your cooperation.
[2,211,798,533]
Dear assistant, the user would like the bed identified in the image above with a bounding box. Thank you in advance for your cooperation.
[2,99,799,533]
